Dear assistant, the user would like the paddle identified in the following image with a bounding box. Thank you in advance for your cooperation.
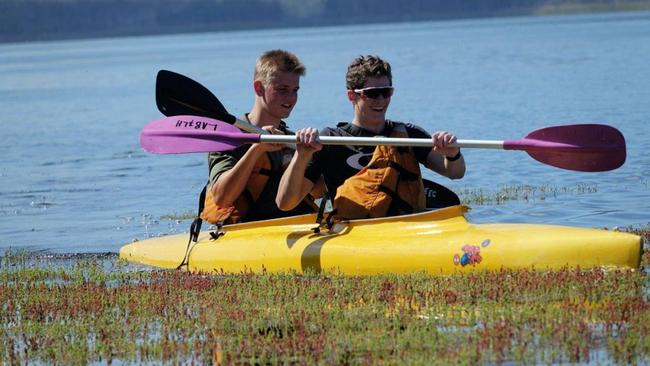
[141,115,626,172]
[154,70,627,172]
[156,69,266,134]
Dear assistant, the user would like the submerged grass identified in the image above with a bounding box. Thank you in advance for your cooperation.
[1,234,649,365]
[31,183,647,364]
[458,183,600,205]
[160,211,196,221]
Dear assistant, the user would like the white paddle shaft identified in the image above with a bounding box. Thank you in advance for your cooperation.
[258,135,505,150]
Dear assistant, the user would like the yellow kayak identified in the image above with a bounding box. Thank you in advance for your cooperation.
[119,205,642,275]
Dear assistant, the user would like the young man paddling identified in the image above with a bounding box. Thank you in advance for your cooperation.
[202,50,320,224]
[276,55,465,220]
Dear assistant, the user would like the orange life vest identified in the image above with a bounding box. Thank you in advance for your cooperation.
[200,149,287,224]
[333,123,426,219]
[201,147,318,224]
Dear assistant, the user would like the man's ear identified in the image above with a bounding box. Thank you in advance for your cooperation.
[253,80,265,96]
[347,89,357,102]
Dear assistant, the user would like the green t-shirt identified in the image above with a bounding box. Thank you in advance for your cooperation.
[207,116,289,185]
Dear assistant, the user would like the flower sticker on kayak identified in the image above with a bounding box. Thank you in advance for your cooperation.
[453,240,490,266]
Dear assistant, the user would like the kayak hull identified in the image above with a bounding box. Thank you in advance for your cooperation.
[119,206,642,275]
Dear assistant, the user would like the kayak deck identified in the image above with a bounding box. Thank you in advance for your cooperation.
[120,206,642,275]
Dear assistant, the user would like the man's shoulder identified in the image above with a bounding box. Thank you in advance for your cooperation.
[386,119,420,130]
[208,145,249,161]
[386,120,428,138]
[320,122,354,136]
[319,126,341,136]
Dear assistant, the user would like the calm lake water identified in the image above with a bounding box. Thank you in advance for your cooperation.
[1,12,649,254]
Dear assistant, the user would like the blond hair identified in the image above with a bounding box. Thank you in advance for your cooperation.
[254,50,305,85]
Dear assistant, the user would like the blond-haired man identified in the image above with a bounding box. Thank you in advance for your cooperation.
[202,49,317,224]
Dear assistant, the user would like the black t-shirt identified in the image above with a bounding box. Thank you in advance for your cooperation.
[304,120,432,196]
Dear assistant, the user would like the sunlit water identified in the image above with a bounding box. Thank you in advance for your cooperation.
[1,11,649,254]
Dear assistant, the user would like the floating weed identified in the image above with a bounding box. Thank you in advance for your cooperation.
[160,211,195,221]
[1,257,648,364]
[458,183,599,205]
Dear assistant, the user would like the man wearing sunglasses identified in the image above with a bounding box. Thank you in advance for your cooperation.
[276,55,465,220]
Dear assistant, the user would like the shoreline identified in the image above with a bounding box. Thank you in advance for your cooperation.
[1,4,649,45]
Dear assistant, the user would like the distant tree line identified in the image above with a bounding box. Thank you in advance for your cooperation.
[1,0,649,42]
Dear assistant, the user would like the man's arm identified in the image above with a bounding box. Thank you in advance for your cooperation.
[276,128,321,211]
[211,144,269,206]
[424,131,466,179]
[211,126,285,206]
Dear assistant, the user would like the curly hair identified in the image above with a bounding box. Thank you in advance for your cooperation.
[254,49,306,86]
[345,55,392,90]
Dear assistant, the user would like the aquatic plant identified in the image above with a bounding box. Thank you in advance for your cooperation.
[0,247,648,364]
[457,183,599,205]
[160,211,196,221]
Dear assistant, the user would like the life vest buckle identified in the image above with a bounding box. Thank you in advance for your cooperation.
[311,210,339,234]
[209,230,225,241]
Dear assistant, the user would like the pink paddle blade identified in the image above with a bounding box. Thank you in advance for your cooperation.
[503,124,626,172]
[140,115,256,154]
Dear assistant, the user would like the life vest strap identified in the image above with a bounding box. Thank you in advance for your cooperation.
[312,191,330,233]
[177,183,207,270]
[385,161,419,181]
[179,182,228,270]
[378,184,415,215]
[312,208,340,233]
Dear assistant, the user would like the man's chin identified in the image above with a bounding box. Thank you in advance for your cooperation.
[370,112,387,121]
[278,110,292,119]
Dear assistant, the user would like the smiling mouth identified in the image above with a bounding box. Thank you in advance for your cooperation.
[281,103,293,109]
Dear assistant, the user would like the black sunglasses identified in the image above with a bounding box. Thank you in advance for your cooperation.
[353,86,394,99]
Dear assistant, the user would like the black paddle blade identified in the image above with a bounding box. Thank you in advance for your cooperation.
[423,179,460,209]
[155,70,236,125]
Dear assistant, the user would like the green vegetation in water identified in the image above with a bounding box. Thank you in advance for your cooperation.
[1,243,648,365]
[458,183,599,205]
[160,211,196,221]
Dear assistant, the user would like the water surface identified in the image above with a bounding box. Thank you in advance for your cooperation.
[1,12,649,253]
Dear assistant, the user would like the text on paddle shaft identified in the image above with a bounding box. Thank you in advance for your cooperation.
[176,119,222,131]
